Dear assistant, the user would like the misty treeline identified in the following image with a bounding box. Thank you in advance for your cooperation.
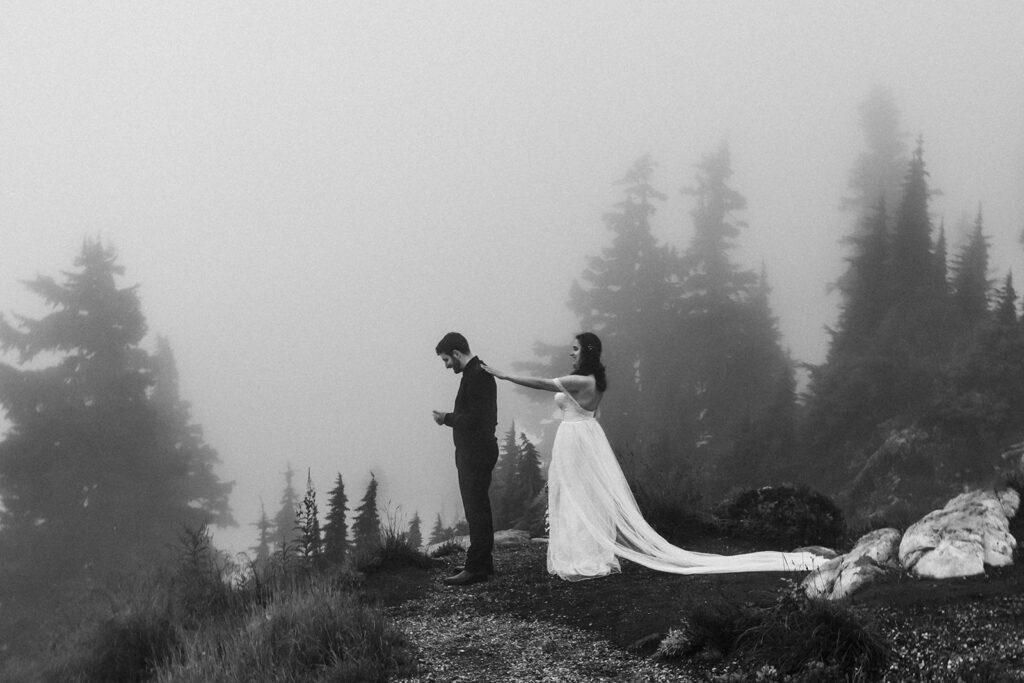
[256,418,548,565]
[516,85,1024,526]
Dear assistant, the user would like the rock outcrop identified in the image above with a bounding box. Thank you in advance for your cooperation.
[898,488,1019,579]
[803,527,901,600]
[804,487,1020,599]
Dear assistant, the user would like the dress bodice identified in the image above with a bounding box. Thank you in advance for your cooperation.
[554,382,596,422]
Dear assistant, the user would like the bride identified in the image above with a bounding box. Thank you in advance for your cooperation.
[483,332,827,581]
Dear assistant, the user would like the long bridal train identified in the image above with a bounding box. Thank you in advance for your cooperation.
[547,380,828,581]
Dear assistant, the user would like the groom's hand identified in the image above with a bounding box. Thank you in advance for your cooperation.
[432,410,446,425]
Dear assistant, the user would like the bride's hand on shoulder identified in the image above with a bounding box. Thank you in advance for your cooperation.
[481,363,505,379]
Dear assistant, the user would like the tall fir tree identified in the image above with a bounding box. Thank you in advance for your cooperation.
[670,142,793,495]
[829,198,892,358]
[427,513,446,545]
[351,473,381,555]
[567,154,673,452]
[251,499,273,564]
[273,465,302,553]
[841,84,909,215]
[322,472,349,566]
[994,272,1018,326]
[491,423,519,530]
[0,239,231,588]
[889,137,936,311]
[949,208,992,335]
[297,469,323,567]
[407,512,422,549]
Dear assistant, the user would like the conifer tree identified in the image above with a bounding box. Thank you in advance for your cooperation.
[491,423,519,530]
[994,272,1018,326]
[252,500,273,564]
[670,142,793,494]
[298,469,323,567]
[427,513,446,545]
[0,239,231,587]
[829,199,892,357]
[842,84,909,215]
[322,472,349,565]
[568,154,672,450]
[407,512,422,549]
[352,473,381,555]
[273,465,302,553]
[512,432,546,529]
[950,208,992,334]
[889,138,935,310]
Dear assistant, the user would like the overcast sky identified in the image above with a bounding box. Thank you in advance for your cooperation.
[2,2,1023,554]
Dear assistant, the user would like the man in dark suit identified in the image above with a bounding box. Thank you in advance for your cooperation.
[432,332,498,585]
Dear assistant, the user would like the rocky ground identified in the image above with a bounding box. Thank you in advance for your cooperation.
[368,538,1024,682]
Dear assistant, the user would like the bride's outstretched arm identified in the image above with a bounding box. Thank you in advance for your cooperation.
[481,364,559,392]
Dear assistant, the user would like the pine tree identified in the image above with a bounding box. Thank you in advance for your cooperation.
[273,465,302,553]
[670,142,793,494]
[842,84,909,215]
[150,336,234,526]
[568,155,673,450]
[407,512,423,549]
[994,272,1018,326]
[0,239,231,587]
[427,513,446,545]
[322,473,349,566]
[298,469,323,567]
[949,208,992,334]
[513,433,546,529]
[889,137,935,309]
[251,500,273,563]
[829,198,892,357]
[351,473,381,555]
[491,423,519,530]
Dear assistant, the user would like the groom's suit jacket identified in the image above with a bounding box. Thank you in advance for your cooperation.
[442,356,498,469]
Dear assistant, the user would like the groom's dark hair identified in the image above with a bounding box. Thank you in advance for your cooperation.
[435,332,470,356]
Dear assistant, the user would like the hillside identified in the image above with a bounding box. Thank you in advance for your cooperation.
[371,539,1024,681]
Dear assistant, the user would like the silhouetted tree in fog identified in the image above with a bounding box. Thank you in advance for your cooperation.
[949,208,992,335]
[298,469,323,567]
[842,84,909,215]
[352,473,381,555]
[491,424,519,530]
[273,465,302,553]
[568,154,673,451]
[0,238,231,589]
[427,514,446,545]
[323,472,349,565]
[667,142,796,496]
[252,500,273,564]
[407,511,422,549]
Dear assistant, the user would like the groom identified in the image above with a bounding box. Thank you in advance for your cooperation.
[432,332,498,586]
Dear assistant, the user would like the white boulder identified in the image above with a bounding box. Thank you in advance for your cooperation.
[803,527,901,600]
[898,489,1017,579]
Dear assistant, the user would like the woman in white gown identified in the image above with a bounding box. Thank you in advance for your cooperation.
[484,332,827,581]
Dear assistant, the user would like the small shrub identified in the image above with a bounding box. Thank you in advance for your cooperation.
[718,486,846,549]
[355,521,434,575]
[428,539,464,559]
[663,581,888,681]
[73,609,181,682]
[735,580,889,679]
[156,582,411,682]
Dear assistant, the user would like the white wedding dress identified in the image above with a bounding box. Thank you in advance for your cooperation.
[546,379,828,581]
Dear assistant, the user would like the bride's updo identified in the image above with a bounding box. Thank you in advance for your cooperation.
[575,332,607,392]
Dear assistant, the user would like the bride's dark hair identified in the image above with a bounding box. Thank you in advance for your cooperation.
[574,332,607,392]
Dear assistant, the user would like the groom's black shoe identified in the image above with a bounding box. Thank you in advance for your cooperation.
[454,564,495,576]
[443,570,488,586]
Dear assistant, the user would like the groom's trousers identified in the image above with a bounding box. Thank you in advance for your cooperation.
[456,447,498,575]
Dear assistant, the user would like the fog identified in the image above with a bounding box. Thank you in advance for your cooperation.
[2,2,1022,554]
